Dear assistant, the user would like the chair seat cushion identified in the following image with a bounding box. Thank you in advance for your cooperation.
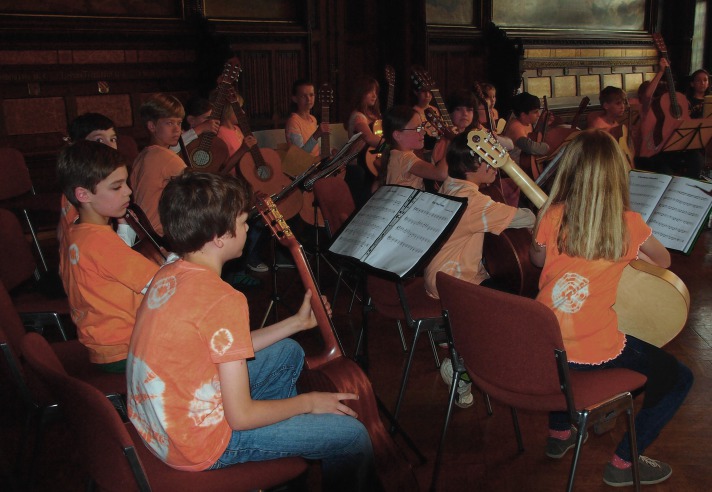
[127,424,308,491]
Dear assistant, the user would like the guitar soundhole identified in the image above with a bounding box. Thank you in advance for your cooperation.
[192,150,211,168]
[256,165,273,180]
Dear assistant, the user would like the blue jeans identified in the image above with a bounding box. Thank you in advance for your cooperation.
[209,338,377,492]
[550,335,693,461]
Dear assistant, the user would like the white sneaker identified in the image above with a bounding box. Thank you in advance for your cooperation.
[440,357,473,408]
[247,262,269,273]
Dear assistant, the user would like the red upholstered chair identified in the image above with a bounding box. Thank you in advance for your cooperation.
[0,147,62,271]
[20,332,308,492]
[0,208,69,340]
[363,275,444,423]
[432,272,646,492]
[0,280,125,489]
[117,134,140,165]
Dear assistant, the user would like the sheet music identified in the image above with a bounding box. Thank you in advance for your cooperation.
[629,170,712,252]
[328,185,465,277]
[629,171,672,222]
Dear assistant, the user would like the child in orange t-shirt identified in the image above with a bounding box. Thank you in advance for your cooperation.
[127,171,376,490]
[57,141,160,372]
[530,130,692,486]
[130,94,187,236]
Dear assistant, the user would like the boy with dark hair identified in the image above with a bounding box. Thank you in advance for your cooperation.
[68,112,118,148]
[587,86,627,131]
[423,131,535,408]
[130,93,187,236]
[502,91,551,166]
[57,140,159,372]
[127,171,376,491]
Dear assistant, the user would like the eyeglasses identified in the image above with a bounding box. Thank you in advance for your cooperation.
[400,124,425,134]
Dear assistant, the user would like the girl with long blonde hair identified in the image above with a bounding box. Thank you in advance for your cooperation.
[530,130,692,487]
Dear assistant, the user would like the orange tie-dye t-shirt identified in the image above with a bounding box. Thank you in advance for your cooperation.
[62,222,159,363]
[127,260,255,471]
[535,205,652,364]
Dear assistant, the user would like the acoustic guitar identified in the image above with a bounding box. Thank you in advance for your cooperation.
[543,96,589,158]
[299,83,344,227]
[466,128,690,347]
[255,193,420,491]
[365,65,395,177]
[411,66,455,134]
[234,101,303,220]
[639,33,690,158]
[185,58,241,173]
[521,96,551,180]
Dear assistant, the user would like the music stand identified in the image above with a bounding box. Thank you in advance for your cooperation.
[662,117,712,152]
[703,95,712,119]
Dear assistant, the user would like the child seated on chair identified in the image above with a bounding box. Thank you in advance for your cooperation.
[502,91,551,165]
[530,130,693,486]
[127,171,377,491]
[130,93,188,236]
[286,78,330,157]
[57,141,160,372]
[587,86,627,132]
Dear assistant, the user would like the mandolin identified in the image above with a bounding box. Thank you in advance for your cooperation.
[185,58,241,173]
[255,193,420,491]
[639,34,690,158]
[234,100,303,220]
[467,128,689,347]
[365,65,396,177]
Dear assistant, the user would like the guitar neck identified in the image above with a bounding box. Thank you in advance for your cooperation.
[321,105,330,159]
[430,89,453,127]
[233,101,267,166]
[386,83,395,111]
[499,155,548,208]
[663,64,682,118]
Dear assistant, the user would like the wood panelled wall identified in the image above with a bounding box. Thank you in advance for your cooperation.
[0,0,700,189]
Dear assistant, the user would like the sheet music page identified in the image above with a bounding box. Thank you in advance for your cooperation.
[646,177,712,252]
[328,186,415,261]
[629,171,672,222]
[365,192,462,277]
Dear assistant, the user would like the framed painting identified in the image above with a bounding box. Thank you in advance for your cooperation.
[0,1,182,19]
[426,0,479,27]
[492,0,647,32]
[203,0,299,21]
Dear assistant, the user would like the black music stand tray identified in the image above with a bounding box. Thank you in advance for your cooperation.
[662,117,712,152]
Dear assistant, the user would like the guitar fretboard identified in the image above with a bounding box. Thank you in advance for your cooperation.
[431,89,453,128]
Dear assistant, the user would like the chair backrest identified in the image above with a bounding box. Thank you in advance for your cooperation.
[0,148,33,200]
[436,272,567,411]
[0,281,36,406]
[0,209,37,290]
[117,134,140,164]
[330,123,349,150]
[21,332,145,491]
[253,128,287,150]
[312,176,355,236]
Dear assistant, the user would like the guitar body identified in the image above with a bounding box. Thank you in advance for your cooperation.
[480,184,541,297]
[615,259,689,347]
[639,91,689,157]
[185,136,232,174]
[299,168,346,228]
[610,124,635,168]
[239,148,303,220]
[299,360,419,492]
[255,194,419,492]
[364,120,383,177]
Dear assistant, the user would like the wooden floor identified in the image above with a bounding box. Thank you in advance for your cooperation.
[1,226,710,492]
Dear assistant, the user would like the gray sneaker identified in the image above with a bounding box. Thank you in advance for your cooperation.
[439,357,473,408]
[603,455,672,487]
[545,426,588,459]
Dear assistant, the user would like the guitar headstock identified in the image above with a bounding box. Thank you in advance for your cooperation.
[410,65,434,92]
[218,57,242,86]
[385,65,396,87]
[424,107,456,140]
[465,128,510,169]
[472,81,486,104]
[652,33,668,57]
[318,83,334,106]
[254,192,296,249]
